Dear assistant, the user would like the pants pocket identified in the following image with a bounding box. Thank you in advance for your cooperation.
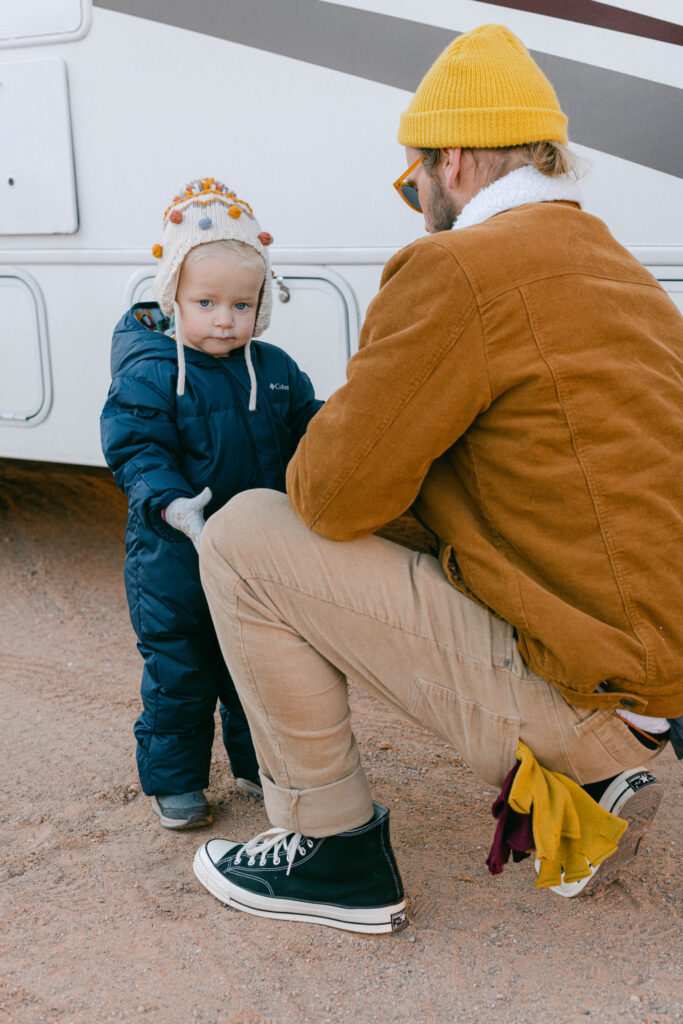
[409,677,519,787]
[567,708,664,782]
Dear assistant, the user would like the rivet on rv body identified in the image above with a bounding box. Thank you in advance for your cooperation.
[8,177,15,186]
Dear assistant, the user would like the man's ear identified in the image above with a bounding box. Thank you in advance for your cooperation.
[443,148,462,191]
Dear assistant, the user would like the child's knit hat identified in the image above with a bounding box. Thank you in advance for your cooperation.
[152,178,274,401]
[398,24,568,149]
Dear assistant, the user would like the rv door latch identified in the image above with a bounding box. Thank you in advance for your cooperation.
[275,277,291,303]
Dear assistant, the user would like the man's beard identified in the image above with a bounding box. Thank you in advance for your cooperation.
[424,174,458,233]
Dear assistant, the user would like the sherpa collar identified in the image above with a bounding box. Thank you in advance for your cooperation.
[454,165,582,231]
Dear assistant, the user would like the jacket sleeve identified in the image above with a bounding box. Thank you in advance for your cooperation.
[100,370,195,539]
[286,238,491,540]
[286,358,324,441]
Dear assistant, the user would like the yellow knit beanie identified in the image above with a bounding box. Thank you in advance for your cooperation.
[398,24,568,149]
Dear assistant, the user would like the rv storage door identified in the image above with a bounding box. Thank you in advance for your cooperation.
[0,268,51,424]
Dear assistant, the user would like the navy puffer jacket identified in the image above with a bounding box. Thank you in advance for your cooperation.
[100,304,322,793]
[101,303,322,537]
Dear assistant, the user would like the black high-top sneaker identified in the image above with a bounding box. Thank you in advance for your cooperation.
[539,767,663,897]
[193,802,407,933]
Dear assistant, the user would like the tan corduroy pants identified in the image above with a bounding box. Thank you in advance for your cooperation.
[200,490,658,837]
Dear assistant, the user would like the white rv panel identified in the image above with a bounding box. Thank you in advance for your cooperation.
[0,58,78,234]
[0,1,680,465]
[0,0,92,49]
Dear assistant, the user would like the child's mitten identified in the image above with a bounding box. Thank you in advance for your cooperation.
[163,487,212,552]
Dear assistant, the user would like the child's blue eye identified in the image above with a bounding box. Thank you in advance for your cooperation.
[198,299,212,308]
[235,302,249,310]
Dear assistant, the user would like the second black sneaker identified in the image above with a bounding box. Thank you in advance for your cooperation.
[540,767,663,897]
[193,802,407,933]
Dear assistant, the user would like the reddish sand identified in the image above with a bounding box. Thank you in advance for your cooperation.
[1,459,680,1024]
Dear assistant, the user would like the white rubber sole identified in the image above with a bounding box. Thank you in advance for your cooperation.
[539,769,663,898]
[193,844,407,934]
[150,796,212,830]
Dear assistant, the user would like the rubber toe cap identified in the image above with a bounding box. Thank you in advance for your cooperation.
[204,838,241,863]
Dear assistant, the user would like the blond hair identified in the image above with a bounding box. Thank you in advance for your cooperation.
[182,239,266,278]
[420,140,582,184]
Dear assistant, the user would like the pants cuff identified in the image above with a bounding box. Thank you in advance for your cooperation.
[260,760,374,837]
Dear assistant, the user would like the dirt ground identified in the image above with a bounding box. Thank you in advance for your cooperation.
[1,459,681,1024]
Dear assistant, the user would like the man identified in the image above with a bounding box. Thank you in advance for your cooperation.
[193,24,682,932]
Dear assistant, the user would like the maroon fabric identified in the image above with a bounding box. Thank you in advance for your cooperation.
[486,761,535,876]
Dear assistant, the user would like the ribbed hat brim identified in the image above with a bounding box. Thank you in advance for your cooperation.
[398,106,568,148]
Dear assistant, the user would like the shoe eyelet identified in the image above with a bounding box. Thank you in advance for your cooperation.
[234,857,241,866]
[298,845,306,856]
[273,856,280,865]
[248,857,256,866]
[306,840,313,848]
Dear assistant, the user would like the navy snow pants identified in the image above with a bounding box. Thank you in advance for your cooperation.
[125,528,258,796]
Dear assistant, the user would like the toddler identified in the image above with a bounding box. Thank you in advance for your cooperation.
[101,178,322,829]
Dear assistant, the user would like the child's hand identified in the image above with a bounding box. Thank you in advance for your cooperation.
[163,487,212,552]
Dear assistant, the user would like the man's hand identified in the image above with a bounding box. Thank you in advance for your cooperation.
[163,487,212,552]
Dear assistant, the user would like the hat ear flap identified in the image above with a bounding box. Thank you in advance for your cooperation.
[252,270,272,337]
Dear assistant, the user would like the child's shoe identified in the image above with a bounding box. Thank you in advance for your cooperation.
[151,790,212,829]
[235,777,264,797]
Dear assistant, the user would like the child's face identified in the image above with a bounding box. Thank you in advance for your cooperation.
[176,250,264,357]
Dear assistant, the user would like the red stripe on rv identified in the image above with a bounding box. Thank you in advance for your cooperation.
[491,0,683,46]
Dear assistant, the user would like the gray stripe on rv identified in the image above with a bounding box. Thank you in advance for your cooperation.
[94,0,682,178]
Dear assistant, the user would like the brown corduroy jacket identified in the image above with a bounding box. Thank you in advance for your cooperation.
[287,201,683,717]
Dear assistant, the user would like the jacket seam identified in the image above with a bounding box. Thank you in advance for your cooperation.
[462,428,531,632]
[458,300,530,630]
[518,288,648,676]
[432,254,664,309]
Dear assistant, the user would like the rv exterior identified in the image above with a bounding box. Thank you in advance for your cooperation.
[0,0,681,466]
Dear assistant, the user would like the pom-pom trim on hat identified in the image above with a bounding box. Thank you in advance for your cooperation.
[258,231,273,246]
[152,243,163,258]
[162,178,254,225]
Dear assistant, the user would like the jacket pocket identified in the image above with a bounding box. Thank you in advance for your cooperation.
[409,677,519,787]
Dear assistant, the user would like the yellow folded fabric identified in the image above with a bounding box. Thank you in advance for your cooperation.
[509,742,628,888]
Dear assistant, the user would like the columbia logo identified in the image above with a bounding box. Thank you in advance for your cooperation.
[269,382,289,390]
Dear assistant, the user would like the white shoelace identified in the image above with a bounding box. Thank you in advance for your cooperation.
[234,829,315,876]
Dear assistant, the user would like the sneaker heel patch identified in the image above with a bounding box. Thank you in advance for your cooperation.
[391,909,408,931]
[629,770,656,792]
